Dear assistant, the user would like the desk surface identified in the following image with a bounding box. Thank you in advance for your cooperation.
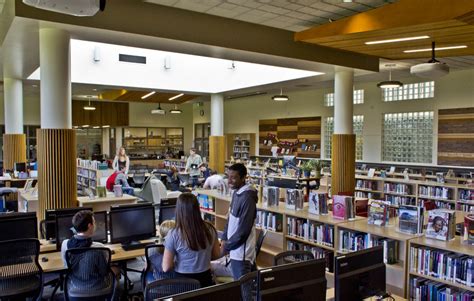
[325,288,406,301]
[77,194,137,204]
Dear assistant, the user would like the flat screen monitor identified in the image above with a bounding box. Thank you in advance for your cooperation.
[266,177,297,189]
[110,202,153,211]
[334,245,386,301]
[159,281,242,301]
[14,162,27,173]
[55,211,108,251]
[44,207,92,241]
[110,204,156,244]
[0,212,38,242]
[158,206,176,224]
[257,259,327,301]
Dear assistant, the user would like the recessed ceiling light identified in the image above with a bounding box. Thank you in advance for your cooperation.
[365,35,430,45]
[343,0,352,2]
[141,91,156,99]
[404,45,467,53]
[169,93,184,101]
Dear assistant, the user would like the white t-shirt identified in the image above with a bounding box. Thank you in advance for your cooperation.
[203,175,224,189]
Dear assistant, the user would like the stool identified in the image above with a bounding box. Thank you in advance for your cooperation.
[0,187,18,212]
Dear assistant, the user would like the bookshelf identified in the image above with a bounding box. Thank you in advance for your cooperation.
[225,133,256,161]
[76,165,113,194]
[408,237,474,300]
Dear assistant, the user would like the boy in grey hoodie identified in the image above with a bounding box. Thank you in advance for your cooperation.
[220,163,258,280]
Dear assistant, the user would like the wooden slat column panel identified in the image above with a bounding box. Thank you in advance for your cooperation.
[37,129,77,220]
[331,134,355,196]
[209,136,225,174]
[3,134,27,171]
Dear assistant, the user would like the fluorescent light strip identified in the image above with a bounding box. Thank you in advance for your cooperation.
[404,45,467,53]
[141,91,156,99]
[365,35,430,45]
[168,93,184,101]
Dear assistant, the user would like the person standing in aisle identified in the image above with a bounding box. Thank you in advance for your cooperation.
[220,163,258,280]
[185,148,202,188]
[113,146,130,174]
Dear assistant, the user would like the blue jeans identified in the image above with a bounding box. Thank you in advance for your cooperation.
[230,259,252,281]
[190,176,199,188]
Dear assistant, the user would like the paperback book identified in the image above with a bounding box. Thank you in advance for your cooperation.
[308,192,329,215]
[263,186,280,207]
[426,209,456,241]
[332,195,355,220]
[367,200,390,226]
[286,189,304,210]
[398,205,424,235]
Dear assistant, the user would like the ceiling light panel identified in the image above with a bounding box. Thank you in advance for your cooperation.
[365,35,430,45]
[404,45,467,53]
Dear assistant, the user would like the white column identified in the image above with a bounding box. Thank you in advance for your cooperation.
[115,127,123,153]
[3,78,23,134]
[39,27,71,129]
[334,67,354,134]
[102,128,110,158]
[210,93,224,136]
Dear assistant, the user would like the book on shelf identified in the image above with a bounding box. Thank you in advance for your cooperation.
[332,195,355,220]
[463,214,474,246]
[308,192,328,215]
[367,168,376,178]
[398,205,424,235]
[286,216,334,247]
[410,276,473,301]
[256,210,283,232]
[263,186,280,207]
[367,200,390,226]
[426,209,456,241]
[285,189,304,210]
[338,230,398,264]
[286,240,334,272]
[436,172,445,184]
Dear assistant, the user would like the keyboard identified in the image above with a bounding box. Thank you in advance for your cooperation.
[121,242,153,251]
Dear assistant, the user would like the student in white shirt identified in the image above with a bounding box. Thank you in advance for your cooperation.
[203,171,224,189]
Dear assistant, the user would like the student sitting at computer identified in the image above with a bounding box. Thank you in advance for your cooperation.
[158,219,176,242]
[202,170,224,189]
[162,193,220,287]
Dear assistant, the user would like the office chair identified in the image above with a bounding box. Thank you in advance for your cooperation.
[273,250,315,266]
[64,247,116,301]
[132,169,147,188]
[0,238,43,300]
[239,271,258,301]
[0,187,18,212]
[144,278,200,301]
[141,244,177,290]
[150,179,181,205]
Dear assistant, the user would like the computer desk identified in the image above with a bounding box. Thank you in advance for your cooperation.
[325,288,406,301]
[77,194,137,212]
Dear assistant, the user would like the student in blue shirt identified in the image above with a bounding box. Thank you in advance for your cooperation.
[162,193,220,287]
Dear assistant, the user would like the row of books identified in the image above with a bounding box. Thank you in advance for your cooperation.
[460,204,474,213]
[409,245,474,287]
[355,179,377,190]
[419,199,455,210]
[410,277,473,301]
[418,185,452,199]
[459,189,474,202]
[338,230,399,264]
[355,191,378,199]
[384,183,411,194]
[197,194,214,212]
[385,195,416,206]
[286,217,334,247]
[286,241,334,272]
[256,210,283,232]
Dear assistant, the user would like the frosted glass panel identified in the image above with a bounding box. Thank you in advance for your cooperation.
[325,116,363,160]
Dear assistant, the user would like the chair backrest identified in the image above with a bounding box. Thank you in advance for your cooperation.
[0,238,43,299]
[64,247,115,300]
[177,174,190,186]
[239,271,258,301]
[150,179,168,203]
[144,278,201,301]
[255,229,267,258]
[273,250,315,266]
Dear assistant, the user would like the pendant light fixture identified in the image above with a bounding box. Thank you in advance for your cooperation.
[170,104,182,114]
[83,98,96,110]
[377,64,403,89]
[151,103,166,115]
[272,88,289,101]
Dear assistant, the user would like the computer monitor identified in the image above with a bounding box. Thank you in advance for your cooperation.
[257,259,327,301]
[159,281,242,301]
[109,204,156,245]
[44,207,92,241]
[334,245,386,301]
[55,211,108,251]
[0,212,38,242]
[266,177,297,189]
[158,206,176,224]
[110,202,153,211]
[14,162,27,173]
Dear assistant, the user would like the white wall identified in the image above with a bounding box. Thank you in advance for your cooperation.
[0,94,40,126]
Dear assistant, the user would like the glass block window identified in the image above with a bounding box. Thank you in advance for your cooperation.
[324,90,364,106]
[324,116,364,160]
[382,81,434,102]
[382,112,434,163]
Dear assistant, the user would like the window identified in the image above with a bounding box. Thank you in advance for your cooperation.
[382,112,433,163]
[382,81,434,102]
[324,89,364,107]
[324,116,364,160]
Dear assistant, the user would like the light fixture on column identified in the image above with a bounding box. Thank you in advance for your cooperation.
[83,99,96,110]
[170,104,182,114]
[377,64,403,89]
[272,88,289,101]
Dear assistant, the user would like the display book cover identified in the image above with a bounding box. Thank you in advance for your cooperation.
[308,192,328,215]
[263,186,280,207]
[332,195,354,220]
[398,205,424,235]
[285,189,304,210]
[425,209,456,241]
[464,213,474,245]
[367,200,390,226]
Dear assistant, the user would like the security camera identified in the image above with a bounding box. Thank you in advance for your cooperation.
[23,0,106,17]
